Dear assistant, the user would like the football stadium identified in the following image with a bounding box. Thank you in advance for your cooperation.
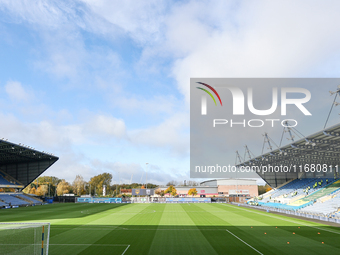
[2,117,340,255]
[3,1,340,255]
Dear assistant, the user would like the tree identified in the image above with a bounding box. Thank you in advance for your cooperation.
[56,180,70,196]
[30,187,36,195]
[166,180,177,186]
[171,189,177,197]
[155,188,165,197]
[265,186,272,192]
[165,185,177,197]
[187,180,199,186]
[258,184,272,195]
[72,175,85,196]
[35,185,48,196]
[89,173,112,197]
[188,188,198,197]
[24,176,61,197]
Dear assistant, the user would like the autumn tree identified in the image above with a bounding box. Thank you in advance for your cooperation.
[24,176,61,196]
[165,185,177,197]
[72,175,85,196]
[89,173,112,197]
[171,189,177,197]
[22,185,32,194]
[35,185,48,196]
[265,186,272,192]
[30,187,36,195]
[258,184,272,195]
[188,188,198,197]
[155,188,165,197]
[56,180,71,196]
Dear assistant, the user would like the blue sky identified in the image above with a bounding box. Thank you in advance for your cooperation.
[1,0,340,185]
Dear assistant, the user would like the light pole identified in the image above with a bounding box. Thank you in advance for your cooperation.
[146,163,148,189]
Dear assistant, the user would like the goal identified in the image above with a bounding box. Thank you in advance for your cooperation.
[0,222,50,255]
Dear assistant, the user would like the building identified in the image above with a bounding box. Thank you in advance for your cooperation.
[200,179,258,197]
[163,178,258,198]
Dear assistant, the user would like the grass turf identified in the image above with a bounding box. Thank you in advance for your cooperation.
[1,203,340,254]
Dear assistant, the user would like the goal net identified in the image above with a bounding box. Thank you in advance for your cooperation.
[0,222,50,255]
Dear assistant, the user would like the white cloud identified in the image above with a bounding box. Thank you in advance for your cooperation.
[0,0,84,29]
[5,81,33,102]
[3,0,340,184]
[86,115,126,138]
[0,111,126,150]
[166,1,340,102]
[81,0,167,45]
[129,112,189,156]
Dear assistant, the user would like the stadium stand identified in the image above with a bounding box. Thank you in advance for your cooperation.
[0,175,13,186]
[0,194,30,206]
[257,201,313,210]
[259,178,335,203]
[0,139,58,189]
[0,201,8,207]
[299,193,340,215]
[0,170,23,187]
[287,179,340,207]
[16,194,42,204]
[237,94,340,221]
[0,138,58,209]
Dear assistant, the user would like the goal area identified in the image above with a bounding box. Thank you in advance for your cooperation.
[0,222,50,255]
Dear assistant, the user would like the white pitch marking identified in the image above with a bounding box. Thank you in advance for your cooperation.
[2,244,129,246]
[121,244,130,255]
[48,244,129,246]
[225,229,264,255]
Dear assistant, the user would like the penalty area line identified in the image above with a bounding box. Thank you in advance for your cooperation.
[121,244,130,255]
[226,229,263,255]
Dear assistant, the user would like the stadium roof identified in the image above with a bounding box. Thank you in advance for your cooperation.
[236,122,340,187]
[0,139,58,189]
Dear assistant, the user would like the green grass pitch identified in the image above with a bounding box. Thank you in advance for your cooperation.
[1,203,340,255]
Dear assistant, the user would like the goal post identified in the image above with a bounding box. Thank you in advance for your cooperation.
[0,222,50,255]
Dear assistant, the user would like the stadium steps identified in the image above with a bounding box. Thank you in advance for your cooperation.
[0,194,30,206]
[299,193,340,215]
[19,194,43,204]
[0,201,8,207]
[296,180,340,203]
[288,194,306,204]
[262,178,295,199]
[289,199,310,207]
[0,198,8,206]
[14,195,34,204]
[0,170,23,186]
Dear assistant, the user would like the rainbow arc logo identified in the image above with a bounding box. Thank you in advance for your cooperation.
[196,82,222,115]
